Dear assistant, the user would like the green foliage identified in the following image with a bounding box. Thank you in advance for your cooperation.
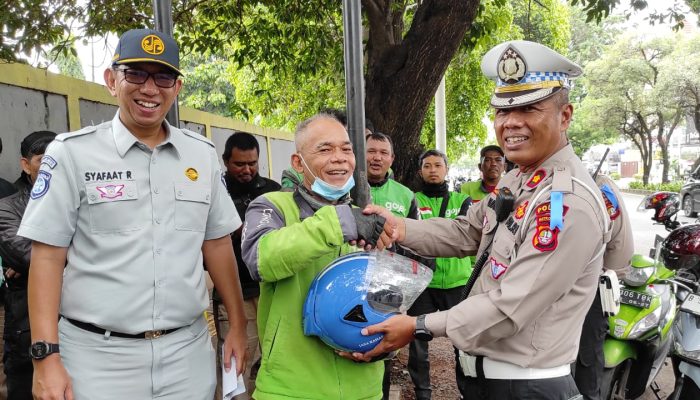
[628,180,683,192]
[420,1,515,161]
[51,43,85,80]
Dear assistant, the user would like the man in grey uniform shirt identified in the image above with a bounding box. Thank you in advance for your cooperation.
[18,29,248,400]
[359,41,612,400]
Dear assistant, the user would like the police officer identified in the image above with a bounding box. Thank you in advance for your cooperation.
[573,174,633,400]
[359,40,611,400]
[18,29,248,399]
[460,145,505,203]
[409,149,471,400]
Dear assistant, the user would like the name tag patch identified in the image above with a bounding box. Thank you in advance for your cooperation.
[30,171,51,199]
[84,170,133,182]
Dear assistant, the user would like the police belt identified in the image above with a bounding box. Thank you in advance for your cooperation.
[458,351,570,380]
[64,317,182,339]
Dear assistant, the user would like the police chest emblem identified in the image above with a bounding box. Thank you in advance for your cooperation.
[185,168,199,181]
[96,184,125,199]
[30,171,52,200]
[490,257,508,280]
[514,201,528,220]
[498,46,527,84]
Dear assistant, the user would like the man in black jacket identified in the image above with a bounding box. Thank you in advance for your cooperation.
[214,132,280,399]
[0,130,56,399]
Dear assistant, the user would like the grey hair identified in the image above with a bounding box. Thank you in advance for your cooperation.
[294,113,340,151]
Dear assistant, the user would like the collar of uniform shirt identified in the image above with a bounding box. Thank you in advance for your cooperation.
[112,112,182,159]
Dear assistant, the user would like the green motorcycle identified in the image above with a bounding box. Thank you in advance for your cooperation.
[601,192,681,399]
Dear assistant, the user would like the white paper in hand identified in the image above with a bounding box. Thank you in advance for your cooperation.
[221,344,246,400]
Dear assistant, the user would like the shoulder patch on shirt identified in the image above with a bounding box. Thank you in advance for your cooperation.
[526,169,547,189]
[55,125,97,142]
[30,171,52,199]
[40,155,57,170]
[221,171,227,189]
[418,207,432,218]
[532,226,559,252]
[180,129,215,147]
[534,201,569,227]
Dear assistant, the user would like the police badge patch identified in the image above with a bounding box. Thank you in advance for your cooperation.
[30,170,52,200]
[490,257,508,280]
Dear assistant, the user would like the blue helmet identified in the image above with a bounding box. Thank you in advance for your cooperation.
[303,251,432,353]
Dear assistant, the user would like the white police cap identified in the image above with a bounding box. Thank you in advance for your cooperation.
[481,40,582,109]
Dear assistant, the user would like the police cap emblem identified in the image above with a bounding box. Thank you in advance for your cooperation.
[498,46,527,84]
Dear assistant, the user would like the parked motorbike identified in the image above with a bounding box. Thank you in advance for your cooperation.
[666,224,700,400]
[601,191,681,400]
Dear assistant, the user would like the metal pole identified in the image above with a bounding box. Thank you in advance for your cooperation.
[342,0,369,207]
[435,75,447,152]
[153,0,180,127]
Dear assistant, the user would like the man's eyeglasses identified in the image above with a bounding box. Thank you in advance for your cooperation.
[114,67,178,88]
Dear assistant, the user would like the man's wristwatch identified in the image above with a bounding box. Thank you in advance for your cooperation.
[29,341,60,360]
[414,315,433,342]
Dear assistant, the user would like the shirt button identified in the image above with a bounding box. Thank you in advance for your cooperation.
[89,194,96,201]
[155,248,162,255]
[156,280,164,287]
[154,218,161,224]
[153,187,159,194]
[152,158,157,164]
[206,194,210,201]
[177,190,183,196]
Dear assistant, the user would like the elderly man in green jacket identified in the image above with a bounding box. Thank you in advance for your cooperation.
[241,113,393,399]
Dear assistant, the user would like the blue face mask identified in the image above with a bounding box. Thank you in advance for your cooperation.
[299,154,355,201]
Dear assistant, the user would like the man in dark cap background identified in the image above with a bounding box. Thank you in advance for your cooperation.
[0,130,56,399]
[460,145,505,203]
[18,29,248,399]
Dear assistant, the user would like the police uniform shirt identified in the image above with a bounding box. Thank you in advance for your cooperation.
[401,144,609,368]
[18,113,240,333]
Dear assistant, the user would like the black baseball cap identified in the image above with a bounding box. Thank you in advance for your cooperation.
[480,145,504,159]
[112,29,181,75]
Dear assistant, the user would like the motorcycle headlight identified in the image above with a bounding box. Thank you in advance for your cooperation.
[627,305,662,339]
[674,341,700,362]
[623,266,655,287]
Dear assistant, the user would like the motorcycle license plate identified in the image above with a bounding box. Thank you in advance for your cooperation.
[681,294,700,316]
[620,288,652,309]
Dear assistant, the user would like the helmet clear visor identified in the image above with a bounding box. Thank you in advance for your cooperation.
[364,250,433,313]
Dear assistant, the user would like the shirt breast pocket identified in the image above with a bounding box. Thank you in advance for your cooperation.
[86,181,142,233]
[174,183,211,232]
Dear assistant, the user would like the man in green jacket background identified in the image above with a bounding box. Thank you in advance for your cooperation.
[460,145,505,202]
[367,132,417,220]
[241,113,392,399]
[410,149,472,400]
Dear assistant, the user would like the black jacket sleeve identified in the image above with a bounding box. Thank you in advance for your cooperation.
[0,192,31,275]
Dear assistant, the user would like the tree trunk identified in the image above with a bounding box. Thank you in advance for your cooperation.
[657,115,669,184]
[363,0,481,187]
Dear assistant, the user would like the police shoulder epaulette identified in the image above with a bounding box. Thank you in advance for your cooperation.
[180,129,215,147]
[54,125,99,142]
[550,166,573,194]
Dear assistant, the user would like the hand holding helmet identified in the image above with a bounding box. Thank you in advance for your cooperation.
[303,251,432,358]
